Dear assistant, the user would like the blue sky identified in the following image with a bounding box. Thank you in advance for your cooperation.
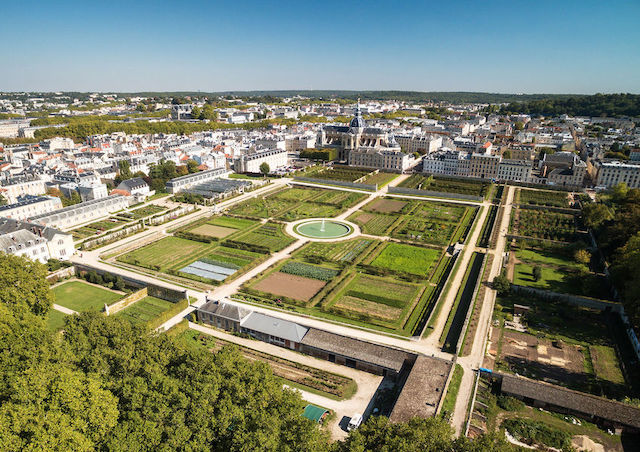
[1,0,639,93]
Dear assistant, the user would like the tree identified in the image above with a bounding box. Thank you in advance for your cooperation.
[492,274,511,295]
[532,265,542,282]
[190,106,201,120]
[259,162,270,177]
[582,203,613,230]
[574,249,591,266]
[502,150,512,159]
[0,254,53,317]
[201,104,217,121]
[0,194,7,206]
[186,159,200,174]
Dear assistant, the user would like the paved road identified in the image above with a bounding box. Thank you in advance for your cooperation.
[452,186,515,434]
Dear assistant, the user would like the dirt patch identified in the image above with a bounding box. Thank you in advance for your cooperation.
[191,224,237,238]
[499,330,586,383]
[355,213,374,225]
[368,199,406,213]
[253,272,326,302]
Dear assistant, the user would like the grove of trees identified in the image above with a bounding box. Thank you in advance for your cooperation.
[0,251,522,451]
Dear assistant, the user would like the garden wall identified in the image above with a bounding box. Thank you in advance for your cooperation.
[510,285,623,313]
[293,177,377,191]
[106,287,148,315]
[73,263,188,302]
[82,223,144,249]
[46,266,76,282]
[149,204,197,225]
[388,186,482,202]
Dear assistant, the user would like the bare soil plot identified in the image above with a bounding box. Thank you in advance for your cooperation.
[190,224,237,238]
[367,199,406,213]
[355,213,374,224]
[253,272,326,302]
[499,330,586,383]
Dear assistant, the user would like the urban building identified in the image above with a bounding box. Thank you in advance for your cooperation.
[29,194,131,229]
[0,218,74,262]
[595,160,640,189]
[233,148,288,174]
[0,195,62,221]
[165,167,227,193]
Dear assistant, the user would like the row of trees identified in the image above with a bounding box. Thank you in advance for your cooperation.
[583,183,640,329]
[0,252,517,451]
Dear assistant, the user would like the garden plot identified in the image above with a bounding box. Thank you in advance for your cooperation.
[514,209,578,242]
[365,198,406,213]
[118,236,212,271]
[327,274,421,327]
[299,238,374,263]
[399,173,490,197]
[180,260,238,281]
[190,224,237,238]
[253,272,327,302]
[350,212,397,235]
[232,222,294,252]
[518,189,570,208]
[371,242,440,276]
[117,296,173,324]
[394,216,458,245]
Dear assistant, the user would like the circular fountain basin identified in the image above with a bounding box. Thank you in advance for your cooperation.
[293,219,354,239]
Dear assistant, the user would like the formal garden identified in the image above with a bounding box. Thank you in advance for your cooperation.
[517,188,570,208]
[228,186,366,221]
[236,235,455,337]
[348,197,478,246]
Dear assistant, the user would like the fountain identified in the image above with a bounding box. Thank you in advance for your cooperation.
[320,218,326,232]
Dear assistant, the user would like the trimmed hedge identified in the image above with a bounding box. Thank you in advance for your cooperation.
[174,231,216,243]
[223,240,270,255]
[501,418,571,450]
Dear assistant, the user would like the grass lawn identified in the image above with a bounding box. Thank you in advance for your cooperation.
[516,248,582,268]
[371,242,440,276]
[513,263,568,291]
[591,345,625,385]
[441,364,463,414]
[117,296,174,324]
[52,281,122,312]
[46,308,68,331]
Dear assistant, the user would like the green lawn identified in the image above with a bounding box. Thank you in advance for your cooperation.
[46,308,68,331]
[513,263,568,291]
[52,281,122,312]
[516,248,582,269]
[117,297,174,324]
[441,364,463,414]
[371,242,440,276]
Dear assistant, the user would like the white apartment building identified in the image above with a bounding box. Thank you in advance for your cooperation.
[0,218,74,261]
[234,148,288,174]
[348,148,414,173]
[285,135,316,152]
[496,160,533,182]
[165,167,228,193]
[468,153,500,179]
[595,160,640,189]
[29,194,132,230]
[395,134,443,155]
[0,195,62,221]
[255,137,286,151]
[422,149,464,176]
[0,176,47,203]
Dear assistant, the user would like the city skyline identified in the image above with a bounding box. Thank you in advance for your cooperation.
[1,0,639,94]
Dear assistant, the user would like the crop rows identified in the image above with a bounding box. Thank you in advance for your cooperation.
[280,262,338,281]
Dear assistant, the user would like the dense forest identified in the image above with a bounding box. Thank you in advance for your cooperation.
[499,93,640,118]
[0,253,515,451]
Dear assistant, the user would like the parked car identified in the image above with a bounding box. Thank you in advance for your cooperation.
[347,413,362,431]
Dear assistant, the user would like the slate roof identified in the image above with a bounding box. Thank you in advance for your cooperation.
[500,373,640,429]
[197,300,251,322]
[240,312,309,343]
[300,328,409,372]
[117,177,148,191]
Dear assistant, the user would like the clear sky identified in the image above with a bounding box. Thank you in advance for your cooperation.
[1,0,639,94]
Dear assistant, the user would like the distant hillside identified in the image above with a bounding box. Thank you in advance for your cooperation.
[499,93,640,118]
[126,90,581,104]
